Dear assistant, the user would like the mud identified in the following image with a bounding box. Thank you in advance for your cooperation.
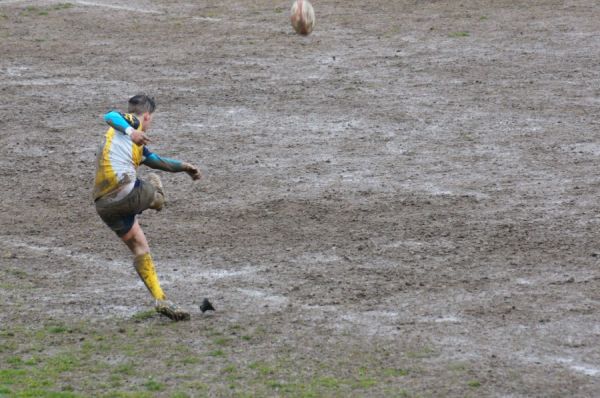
[0,0,599,396]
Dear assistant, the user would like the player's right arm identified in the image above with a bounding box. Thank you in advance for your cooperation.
[103,111,150,145]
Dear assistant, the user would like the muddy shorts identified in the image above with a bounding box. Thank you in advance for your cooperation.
[95,179,156,237]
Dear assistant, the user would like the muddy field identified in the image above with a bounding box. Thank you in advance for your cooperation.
[1,0,599,396]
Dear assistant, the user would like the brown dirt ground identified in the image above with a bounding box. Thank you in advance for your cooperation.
[0,0,599,396]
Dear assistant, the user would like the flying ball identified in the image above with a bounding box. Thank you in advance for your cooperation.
[290,0,315,35]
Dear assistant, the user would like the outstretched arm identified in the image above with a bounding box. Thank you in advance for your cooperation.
[103,111,150,146]
[142,148,201,180]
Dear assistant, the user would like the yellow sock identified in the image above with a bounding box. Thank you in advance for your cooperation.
[133,253,166,301]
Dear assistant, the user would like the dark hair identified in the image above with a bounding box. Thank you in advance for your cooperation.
[128,94,156,114]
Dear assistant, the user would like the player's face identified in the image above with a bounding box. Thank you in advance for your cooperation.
[142,112,154,132]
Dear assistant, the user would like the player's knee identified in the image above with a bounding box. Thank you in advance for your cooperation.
[147,173,163,192]
[149,192,165,211]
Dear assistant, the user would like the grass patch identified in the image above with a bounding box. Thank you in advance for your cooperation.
[0,321,426,396]
[315,376,341,389]
[468,380,481,388]
[183,381,208,391]
[266,380,284,389]
[181,355,200,365]
[143,378,164,391]
[113,362,136,376]
[207,349,225,357]
[449,31,470,38]
[222,364,236,374]
[0,368,28,383]
[48,325,68,334]
[352,377,377,389]
[52,3,73,9]
[24,357,40,366]
[448,362,469,373]
[45,353,79,374]
[384,368,410,377]
[405,346,436,359]
[248,361,275,376]
[22,3,72,16]
[213,337,230,346]
[7,356,23,366]
[131,310,156,321]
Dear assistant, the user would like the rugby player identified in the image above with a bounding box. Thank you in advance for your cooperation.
[93,94,201,321]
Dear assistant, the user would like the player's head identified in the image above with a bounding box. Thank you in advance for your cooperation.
[128,94,156,131]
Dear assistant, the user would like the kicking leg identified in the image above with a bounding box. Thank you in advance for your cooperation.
[146,173,165,211]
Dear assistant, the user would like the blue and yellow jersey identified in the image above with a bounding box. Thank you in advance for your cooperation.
[93,112,145,200]
[93,111,188,200]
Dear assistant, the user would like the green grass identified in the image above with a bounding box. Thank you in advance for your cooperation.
[315,376,340,389]
[207,349,225,357]
[468,380,482,388]
[48,325,68,334]
[7,356,23,365]
[352,377,378,389]
[181,355,200,365]
[131,310,156,321]
[113,362,136,376]
[21,3,73,17]
[213,337,230,346]
[52,3,73,9]
[143,378,164,391]
[0,320,438,397]
[45,353,79,374]
[248,361,275,376]
[449,31,470,38]
[384,368,410,377]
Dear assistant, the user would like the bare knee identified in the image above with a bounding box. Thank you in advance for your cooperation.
[121,222,150,256]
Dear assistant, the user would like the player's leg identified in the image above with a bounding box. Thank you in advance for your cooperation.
[121,220,165,300]
[121,221,190,321]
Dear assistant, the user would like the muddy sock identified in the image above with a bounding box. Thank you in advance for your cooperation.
[133,253,166,301]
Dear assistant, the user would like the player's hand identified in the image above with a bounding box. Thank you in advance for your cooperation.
[131,130,151,146]
[184,163,202,180]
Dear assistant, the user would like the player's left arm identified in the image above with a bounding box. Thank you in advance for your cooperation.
[142,147,201,180]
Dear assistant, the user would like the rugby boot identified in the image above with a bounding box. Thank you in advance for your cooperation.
[155,299,190,321]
